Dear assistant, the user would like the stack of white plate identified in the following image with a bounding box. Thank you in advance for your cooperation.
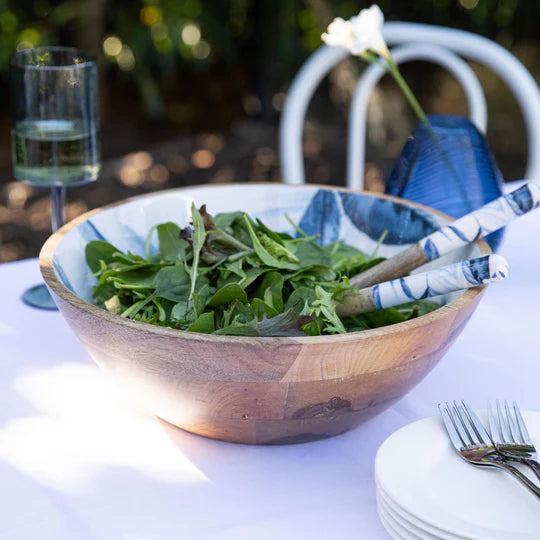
[375,412,540,539]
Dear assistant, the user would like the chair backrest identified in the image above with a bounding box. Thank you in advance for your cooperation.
[280,22,540,189]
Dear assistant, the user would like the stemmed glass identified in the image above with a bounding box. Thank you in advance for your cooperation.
[10,47,100,309]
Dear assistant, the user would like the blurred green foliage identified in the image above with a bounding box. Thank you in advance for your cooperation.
[0,0,537,119]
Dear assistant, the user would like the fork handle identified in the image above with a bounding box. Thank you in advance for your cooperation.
[492,461,540,498]
[524,460,540,482]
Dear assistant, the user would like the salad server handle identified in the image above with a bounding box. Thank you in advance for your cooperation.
[337,254,508,317]
[349,181,540,290]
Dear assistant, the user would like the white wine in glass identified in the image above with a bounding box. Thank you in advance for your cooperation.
[10,47,100,309]
[12,118,99,187]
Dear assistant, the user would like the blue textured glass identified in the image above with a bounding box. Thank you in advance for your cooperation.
[385,114,504,250]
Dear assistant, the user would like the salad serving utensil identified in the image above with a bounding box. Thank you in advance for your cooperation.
[350,181,540,290]
[439,400,540,499]
[488,400,540,481]
[337,253,508,317]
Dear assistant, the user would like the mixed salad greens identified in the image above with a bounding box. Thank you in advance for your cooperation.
[85,204,438,336]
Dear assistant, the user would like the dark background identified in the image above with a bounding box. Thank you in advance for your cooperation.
[1,0,539,262]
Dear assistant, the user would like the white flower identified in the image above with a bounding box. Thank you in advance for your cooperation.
[322,5,389,58]
[321,17,355,49]
[350,5,388,57]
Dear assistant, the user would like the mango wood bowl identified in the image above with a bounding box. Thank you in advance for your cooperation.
[40,184,489,444]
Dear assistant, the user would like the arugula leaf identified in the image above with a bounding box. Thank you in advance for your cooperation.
[285,213,321,245]
[237,266,269,289]
[225,258,246,278]
[256,308,313,337]
[301,318,324,336]
[153,266,191,302]
[255,218,293,244]
[208,283,248,307]
[353,257,386,274]
[256,271,284,312]
[355,307,408,328]
[171,300,194,324]
[86,240,121,273]
[213,211,244,231]
[342,300,441,331]
[122,266,190,319]
[242,215,299,270]
[213,308,312,337]
[292,242,331,268]
[189,204,206,300]
[414,299,441,317]
[157,222,189,262]
[257,232,299,263]
[251,298,279,319]
[151,298,167,322]
[311,285,347,334]
[106,270,160,290]
[188,311,215,333]
[192,284,211,317]
[92,280,117,305]
[111,251,146,265]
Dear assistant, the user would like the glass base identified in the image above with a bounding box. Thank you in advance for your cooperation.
[22,284,58,310]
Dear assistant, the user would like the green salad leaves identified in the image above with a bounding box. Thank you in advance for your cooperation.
[85,204,438,336]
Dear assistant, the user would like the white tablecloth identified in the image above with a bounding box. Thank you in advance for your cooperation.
[1,195,539,540]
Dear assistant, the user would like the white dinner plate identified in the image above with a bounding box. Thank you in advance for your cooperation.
[378,501,408,540]
[375,411,540,539]
[377,485,465,540]
[377,490,439,539]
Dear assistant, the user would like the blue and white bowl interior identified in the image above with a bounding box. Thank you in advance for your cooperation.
[53,184,481,307]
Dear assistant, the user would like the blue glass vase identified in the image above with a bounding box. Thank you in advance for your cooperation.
[385,114,504,250]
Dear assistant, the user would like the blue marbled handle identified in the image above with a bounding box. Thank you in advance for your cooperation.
[420,182,540,261]
[372,254,508,310]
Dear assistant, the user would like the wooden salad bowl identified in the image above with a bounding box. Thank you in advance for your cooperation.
[40,184,490,444]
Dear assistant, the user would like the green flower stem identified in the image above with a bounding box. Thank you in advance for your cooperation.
[386,58,429,126]
[385,57,471,211]
[362,51,472,212]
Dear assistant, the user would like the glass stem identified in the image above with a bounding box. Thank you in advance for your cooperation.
[51,186,66,232]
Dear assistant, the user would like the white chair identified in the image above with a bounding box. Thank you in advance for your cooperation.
[280,22,540,190]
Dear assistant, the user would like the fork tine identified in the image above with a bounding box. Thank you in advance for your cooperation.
[504,400,520,443]
[496,399,513,442]
[439,403,467,450]
[488,401,503,445]
[512,401,532,445]
[454,401,480,447]
[462,401,491,446]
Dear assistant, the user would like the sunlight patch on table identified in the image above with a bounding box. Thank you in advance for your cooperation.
[0,362,209,493]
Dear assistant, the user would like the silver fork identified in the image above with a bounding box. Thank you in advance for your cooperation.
[439,401,540,498]
[488,400,540,481]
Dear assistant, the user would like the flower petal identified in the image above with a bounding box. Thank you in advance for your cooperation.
[367,31,388,56]
[350,5,388,57]
[367,5,385,28]
[322,17,354,48]
[322,5,388,57]
[350,37,369,56]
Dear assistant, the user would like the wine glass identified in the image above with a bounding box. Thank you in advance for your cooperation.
[10,46,100,309]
